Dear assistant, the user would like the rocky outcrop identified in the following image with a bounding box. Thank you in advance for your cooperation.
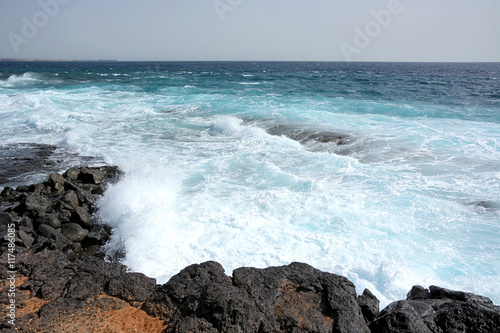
[1,167,499,332]
[370,285,500,333]
[142,261,369,332]
[0,166,120,259]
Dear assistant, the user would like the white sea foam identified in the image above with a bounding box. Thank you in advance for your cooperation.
[4,72,41,85]
[238,82,261,85]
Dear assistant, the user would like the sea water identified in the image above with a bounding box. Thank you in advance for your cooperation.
[1,61,499,306]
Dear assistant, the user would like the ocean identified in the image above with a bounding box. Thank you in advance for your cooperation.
[1,61,499,307]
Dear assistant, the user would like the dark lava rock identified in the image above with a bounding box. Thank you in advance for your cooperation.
[36,224,72,249]
[73,206,93,229]
[24,193,51,212]
[78,167,107,185]
[407,285,431,300]
[60,223,89,242]
[0,212,14,225]
[107,272,157,304]
[48,172,65,188]
[39,214,61,229]
[143,261,370,333]
[370,300,436,333]
[370,285,500,333]
[63,271,104,301]
[64,168,80,180]
[18,229,35,248]
[62,190,79,210]
[357,288,380,323]
[234,262,370,333]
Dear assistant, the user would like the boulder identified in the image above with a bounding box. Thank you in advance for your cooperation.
[24,193,51,212]
[64,168,80,180]
[18,230,35,248]
[36,224,72,249]
[107,272,157,303]
[39,214,61,229]
[143,261,370,333]
[0,212,15,225]
[60,223,89,242]
[62,190,79,210]
[370,285,500,333]
[48,173,65,193]
[357,288,380,323]
[73,206,92,229]
[233,262,370,333]
[63,271,104,301]
[78,167,107,185]
[82,227,109,246]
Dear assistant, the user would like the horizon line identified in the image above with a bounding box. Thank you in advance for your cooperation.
[1,58,499,64]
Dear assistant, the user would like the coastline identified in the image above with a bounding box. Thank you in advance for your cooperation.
[1,166,499,332]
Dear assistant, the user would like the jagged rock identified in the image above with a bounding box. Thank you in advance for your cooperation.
[78,167,107,185]
[39,214,61,229]
[407,285,431,300]
[64,168,80,180]
[143,261,255,330]
[73,206,92,229]
[62,190,79,210]
[24,193,51,212]
[357,288,380,323]
[0,212,14,225]
[83,227,109,246]
[233,262,370,333]
[57,206,73,223]
[143,261,370,333]
[48,173,65,196]
[370,300,435,333]
[37,297,86,327]
[65,181,96,206]
[107,272,157,304]
[91,184,107,195]
[19,216,33,230]
[60,223,89,242]
[429,285,493,304]
[36,224,72,249]
[370,285,500,333]
[63,271,104,301]
[18,230,35,248]
[48,172,65,186]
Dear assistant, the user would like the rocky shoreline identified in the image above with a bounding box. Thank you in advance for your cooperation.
[1,166,499,332]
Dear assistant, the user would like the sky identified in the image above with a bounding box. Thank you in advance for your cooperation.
[0,0,499,62]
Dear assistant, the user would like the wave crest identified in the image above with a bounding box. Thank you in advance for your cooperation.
[5,72,41,85]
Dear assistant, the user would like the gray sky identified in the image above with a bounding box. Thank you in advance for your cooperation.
[0,0,499,62]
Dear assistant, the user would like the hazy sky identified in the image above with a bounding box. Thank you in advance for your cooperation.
[0,0,499,62]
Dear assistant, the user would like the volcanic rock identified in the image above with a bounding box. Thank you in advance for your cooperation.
[60,223,89,242]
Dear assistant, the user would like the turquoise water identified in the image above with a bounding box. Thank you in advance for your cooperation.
[1,61,499,306]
